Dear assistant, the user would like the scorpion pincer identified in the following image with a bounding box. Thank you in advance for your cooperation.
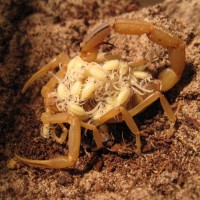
[16,19,185,168]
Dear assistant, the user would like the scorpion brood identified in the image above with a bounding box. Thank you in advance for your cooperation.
[16,19,185,168]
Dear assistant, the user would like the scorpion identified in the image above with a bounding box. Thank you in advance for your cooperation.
[16,19,185,169]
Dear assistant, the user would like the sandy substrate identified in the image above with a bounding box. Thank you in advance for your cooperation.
[0,0,200,199]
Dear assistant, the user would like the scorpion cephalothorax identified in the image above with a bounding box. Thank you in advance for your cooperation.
[16,19,185,169]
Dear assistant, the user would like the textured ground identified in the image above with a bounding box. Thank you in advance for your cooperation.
[0,0,200,199]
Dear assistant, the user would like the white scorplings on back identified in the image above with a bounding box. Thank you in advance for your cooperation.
[55,55,153,121]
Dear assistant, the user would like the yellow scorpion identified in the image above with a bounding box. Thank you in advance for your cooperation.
[16,19,185,168]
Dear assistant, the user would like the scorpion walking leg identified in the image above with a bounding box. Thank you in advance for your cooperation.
[41,109,69,142]
[129,91,176,122]
[80,122,103,149]
[47,113,103,148]
[16,116,81,169]
[93,106,141,155]
[129,91,176,138]
[46,113,103,149]
[39,60,69,138]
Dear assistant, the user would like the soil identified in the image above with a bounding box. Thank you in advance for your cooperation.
[0,0,200,199]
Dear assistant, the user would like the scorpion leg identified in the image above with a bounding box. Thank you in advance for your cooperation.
[16,116,81,168]
[16,112,103,168]
[128,91,175,122]
[37,56,70,138]
[93,106,141,155]
[129,91,176,138]
[22,53,70,93]
[45,113,103,149]
[80,122,103,149]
